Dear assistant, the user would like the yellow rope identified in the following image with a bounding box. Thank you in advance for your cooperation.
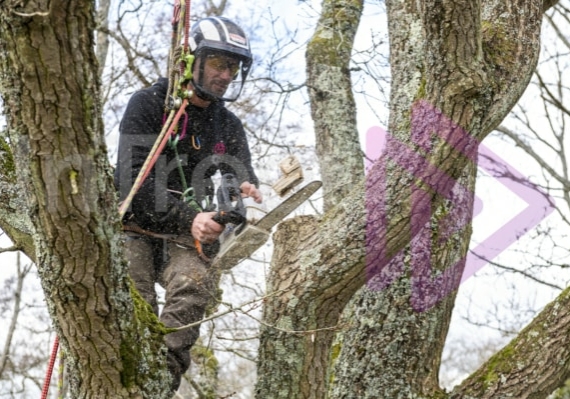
[57,348,65,399]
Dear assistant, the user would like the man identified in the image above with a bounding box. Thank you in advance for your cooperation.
[114,16,262,392]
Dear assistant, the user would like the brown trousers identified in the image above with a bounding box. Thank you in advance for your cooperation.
[125,233,216,392]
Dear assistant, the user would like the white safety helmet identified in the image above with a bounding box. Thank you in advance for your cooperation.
[189,17,252,102]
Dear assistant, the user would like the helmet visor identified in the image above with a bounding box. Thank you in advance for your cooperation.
[194,50,250,102]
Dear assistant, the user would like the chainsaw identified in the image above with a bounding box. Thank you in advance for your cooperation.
[212,173,247,228]
[195,173,247,258]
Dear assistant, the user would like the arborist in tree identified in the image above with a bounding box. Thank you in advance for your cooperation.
[114,16,262,393]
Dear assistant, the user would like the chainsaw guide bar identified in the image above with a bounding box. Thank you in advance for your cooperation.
[212,180,322,270]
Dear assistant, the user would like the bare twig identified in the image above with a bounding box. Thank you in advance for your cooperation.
[11,10,49,17]
[0,253,32,378]
[0,245,20,254]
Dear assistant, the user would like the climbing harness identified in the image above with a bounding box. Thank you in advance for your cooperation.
[41,1,195,396]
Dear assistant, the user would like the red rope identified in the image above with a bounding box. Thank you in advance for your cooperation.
[41,336,59,399]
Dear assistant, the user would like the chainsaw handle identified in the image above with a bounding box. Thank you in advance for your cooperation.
[212,210,245,226]
[212,211,226,225]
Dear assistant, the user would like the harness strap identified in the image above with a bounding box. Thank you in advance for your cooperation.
[122,224,211,262]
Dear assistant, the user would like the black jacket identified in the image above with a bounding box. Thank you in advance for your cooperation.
[114,78,258,235]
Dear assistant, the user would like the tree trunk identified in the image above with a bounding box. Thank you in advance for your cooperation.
[0,1,169,397]
[255,206,366,398]
[329,162,477,398]
[452,287,570,398]
[258,0,552,398]
[333,0,549,396]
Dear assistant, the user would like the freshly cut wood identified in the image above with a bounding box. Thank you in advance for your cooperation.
[272,155,304,196]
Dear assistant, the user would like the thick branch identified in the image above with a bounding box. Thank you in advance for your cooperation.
[256,185,365,398]
[544,0,561,12]
[477,0,544,133]
[306,0,365,211]
[95,0,111,78]
[0,132,35,260]
[453,286,570,398]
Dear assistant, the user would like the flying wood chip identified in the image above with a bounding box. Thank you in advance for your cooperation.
[272,155,304,196]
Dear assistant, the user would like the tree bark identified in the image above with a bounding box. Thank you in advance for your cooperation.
[255,203,366,399]
[0,1,169,397]
[329,162,477,398]
[331,0,550,397]
[0,138,35,259]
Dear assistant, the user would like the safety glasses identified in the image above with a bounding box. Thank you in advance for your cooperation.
[205,54,240,77]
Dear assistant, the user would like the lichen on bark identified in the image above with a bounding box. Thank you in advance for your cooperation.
[120,280,173,391]
[0,136,15,181]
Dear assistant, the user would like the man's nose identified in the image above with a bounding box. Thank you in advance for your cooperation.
[219,67,233,80]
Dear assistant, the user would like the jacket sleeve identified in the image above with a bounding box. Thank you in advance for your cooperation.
[221,113,259,187]
[114,87,199,235]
